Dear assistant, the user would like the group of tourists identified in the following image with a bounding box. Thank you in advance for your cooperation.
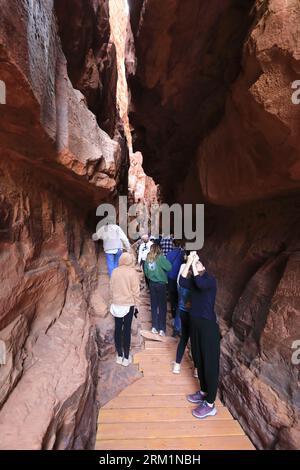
[93,224,220,419]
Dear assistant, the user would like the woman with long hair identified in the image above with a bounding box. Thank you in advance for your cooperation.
[144,243,172,336]
[179,252,220,419]
[172,252,192,373]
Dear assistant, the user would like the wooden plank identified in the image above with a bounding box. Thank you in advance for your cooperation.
[97,420,245,440]
[134,353,190,364]
[95,435,255,450]
[136,361,192,370]
[139,367,194,377]
[137,376,198,386]
[118,383,206,396]
[135,349,186,357]
[134,349,186,357]
[99,406,231,423]
[138,352,190,362]
[102,395,223,409]
[137,359,191,369]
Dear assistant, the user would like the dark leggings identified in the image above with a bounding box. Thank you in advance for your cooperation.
[175,310,190,363]
[149,281,167,332]
[190,316,220,404]
[114,307,134,359]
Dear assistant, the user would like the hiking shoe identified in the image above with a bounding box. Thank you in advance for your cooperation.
[172,362,181,374]
[116,355,123,365]
[151,327,158,334]
[122,355,132,367]
[159,330,165,337]
[187,390,207,404]
[192,401,217,419]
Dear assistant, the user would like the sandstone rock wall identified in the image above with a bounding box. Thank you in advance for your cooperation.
[200,198,300,449]
[0,0,129,449]
[128,0,300,449]
[0,159,99,450]
[55,0,115,138]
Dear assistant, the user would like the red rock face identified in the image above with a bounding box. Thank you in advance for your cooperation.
[0,159,100,450]
[54,0,119,138]
[128,0,300,449]
[0,0,129,449]
[128,0,256,202]
[129,0,300,205]
[201,199,300,449]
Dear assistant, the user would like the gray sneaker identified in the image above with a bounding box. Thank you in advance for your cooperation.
[192,401,217,419]
[186,390,207,404]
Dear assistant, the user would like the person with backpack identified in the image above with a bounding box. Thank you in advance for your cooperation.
[144,243,172,336]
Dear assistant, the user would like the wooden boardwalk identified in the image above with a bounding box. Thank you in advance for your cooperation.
[96,336,255,450]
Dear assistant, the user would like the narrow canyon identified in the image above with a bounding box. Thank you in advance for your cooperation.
[0,0,299,450]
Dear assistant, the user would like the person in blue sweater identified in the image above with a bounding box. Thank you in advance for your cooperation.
[166,241,185,336]
[172,258,192,374]
[179,252,220,420]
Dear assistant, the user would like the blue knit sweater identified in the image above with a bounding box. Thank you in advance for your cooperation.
[179,272,217,321]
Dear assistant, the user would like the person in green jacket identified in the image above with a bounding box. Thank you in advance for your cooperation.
[144,242,172,336]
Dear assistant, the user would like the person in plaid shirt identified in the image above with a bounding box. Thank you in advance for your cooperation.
[160,234,174,257]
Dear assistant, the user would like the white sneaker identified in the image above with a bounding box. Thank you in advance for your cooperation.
[172,362,181,374]
[116,355,123,365]
[159,330,165,337]
[151,327,158,334]
[122,355,132,367]
[193,368,198,378]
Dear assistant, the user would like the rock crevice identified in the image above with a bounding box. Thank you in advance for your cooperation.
[128,0,300,449]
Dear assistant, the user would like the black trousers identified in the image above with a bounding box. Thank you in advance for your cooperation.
[114,306,134,359]
[149,281,167,332]
[175,310,190,364]
[168,278,178,319]
[190,316,220,404]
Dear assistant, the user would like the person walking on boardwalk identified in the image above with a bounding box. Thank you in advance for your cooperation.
[166,240,185,336]
[110,252,140,366]
[93,220,131,277]
[179,252,220,419]
[172,256,192,374]
[144,243,172,337]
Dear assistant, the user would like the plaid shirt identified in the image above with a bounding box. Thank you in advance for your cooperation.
[160,237,174,257]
